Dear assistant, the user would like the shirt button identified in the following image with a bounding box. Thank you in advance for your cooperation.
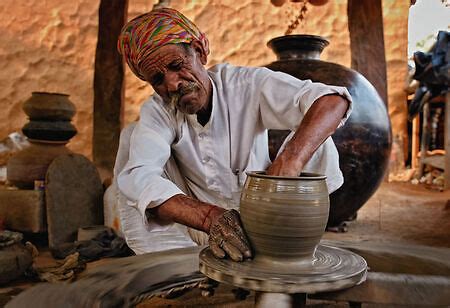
[199,132,206,139]
[202,156,210,163]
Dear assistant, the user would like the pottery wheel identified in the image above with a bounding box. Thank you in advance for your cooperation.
[199,244,367,294]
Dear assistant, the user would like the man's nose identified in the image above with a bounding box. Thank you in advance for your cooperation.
[166,71,182,93]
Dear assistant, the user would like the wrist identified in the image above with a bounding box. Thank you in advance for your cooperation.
[283,143,307,172]
[202,206,225,233]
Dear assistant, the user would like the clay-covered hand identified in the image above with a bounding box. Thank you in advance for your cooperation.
[208,209,252,262]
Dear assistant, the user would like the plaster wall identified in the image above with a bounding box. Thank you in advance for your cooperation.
[0,0,408,160]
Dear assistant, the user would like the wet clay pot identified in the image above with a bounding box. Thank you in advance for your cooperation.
[240,172,329,267]
[265,35,392,226]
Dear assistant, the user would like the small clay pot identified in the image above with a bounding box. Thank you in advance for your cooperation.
[22,120,77,141]
[0,231,33,285]
[240,172,329,267]
[7,141,72,189]
[23,92,76,121]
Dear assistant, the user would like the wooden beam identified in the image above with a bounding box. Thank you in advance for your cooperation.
[347,0,388,106]
[93,0,128,173]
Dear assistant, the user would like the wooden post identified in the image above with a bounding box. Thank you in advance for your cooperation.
[411,116,420,169]
[418,102,430,178]
[445,91,450,189]
[93,0,128,173]
[347,0,388,106]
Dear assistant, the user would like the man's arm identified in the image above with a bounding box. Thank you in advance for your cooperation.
[149,195,253,261]
[266,94,349,176]
[148,194,224,233]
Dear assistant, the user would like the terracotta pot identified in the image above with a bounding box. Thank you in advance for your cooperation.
[23,92,76,121]
[6,141,72,189]
[265,35,392,226]
[240,172,329,266]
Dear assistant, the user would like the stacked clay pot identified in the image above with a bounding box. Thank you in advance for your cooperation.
[7,92,76,189]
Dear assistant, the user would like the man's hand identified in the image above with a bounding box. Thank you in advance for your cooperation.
[208,209,252,262]
[267,94,350,177]
[266,149,302,176]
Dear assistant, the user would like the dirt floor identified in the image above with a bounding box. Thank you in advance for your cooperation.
[1,181,449,307]
[323,181,450,248]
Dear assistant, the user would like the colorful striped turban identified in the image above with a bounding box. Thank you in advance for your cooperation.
[118,7,209,81]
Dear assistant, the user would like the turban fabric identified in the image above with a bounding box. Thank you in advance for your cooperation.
[118,7,209,81]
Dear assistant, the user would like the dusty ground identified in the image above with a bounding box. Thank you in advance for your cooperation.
[323,181,450,248]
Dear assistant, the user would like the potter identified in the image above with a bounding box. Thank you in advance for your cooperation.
[114,7,352,260]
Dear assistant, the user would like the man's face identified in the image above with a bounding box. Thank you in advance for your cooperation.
[142,43,211,115]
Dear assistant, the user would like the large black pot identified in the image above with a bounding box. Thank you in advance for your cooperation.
[265,35,392,226]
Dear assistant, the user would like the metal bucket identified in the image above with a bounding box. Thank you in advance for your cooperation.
[240,172,329,268]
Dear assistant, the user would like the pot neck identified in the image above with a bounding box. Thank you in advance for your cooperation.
[267,35,329,61]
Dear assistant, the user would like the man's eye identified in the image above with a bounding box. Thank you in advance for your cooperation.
[169,61,183,71]
[151,73,164,86]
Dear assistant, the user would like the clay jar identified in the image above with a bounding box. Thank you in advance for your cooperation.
[22,92,77,142]
[22,92,75,121]
[6,92,76,188]
[240,172,329,269]
[7,141,72,189]
[265,35,392,226]
[0,231,33,285]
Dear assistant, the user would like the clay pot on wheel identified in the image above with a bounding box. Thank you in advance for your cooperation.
[240,172,329,268]
[265,35,392,226]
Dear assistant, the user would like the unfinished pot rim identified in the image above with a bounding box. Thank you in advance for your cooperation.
[246,171,327,181]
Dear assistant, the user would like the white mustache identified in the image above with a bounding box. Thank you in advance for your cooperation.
[169,82,200,108]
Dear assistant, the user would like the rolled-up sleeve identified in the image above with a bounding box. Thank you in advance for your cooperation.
[117,99,184,229]
[256,69,352,130]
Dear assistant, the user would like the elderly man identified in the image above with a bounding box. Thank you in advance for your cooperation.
[115,8,352,261]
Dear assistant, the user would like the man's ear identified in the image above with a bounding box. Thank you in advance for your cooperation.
[191,40,208,65]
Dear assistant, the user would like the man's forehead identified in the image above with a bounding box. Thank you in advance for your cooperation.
[143,45,186,75]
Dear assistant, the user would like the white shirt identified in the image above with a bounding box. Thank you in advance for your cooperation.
[117,63,352,234]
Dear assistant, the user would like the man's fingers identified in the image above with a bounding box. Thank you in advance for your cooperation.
[209,209,253,261]
[210,241,226,259]
[222,241,243,262]
[226,235,252,259]
[226,211,251,241]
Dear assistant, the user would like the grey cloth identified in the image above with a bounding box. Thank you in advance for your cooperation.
[52,227,134,261]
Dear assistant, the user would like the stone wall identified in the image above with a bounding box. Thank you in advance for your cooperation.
[0,0,409,160]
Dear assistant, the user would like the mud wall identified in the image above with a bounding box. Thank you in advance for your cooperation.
[0,0,408,159]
